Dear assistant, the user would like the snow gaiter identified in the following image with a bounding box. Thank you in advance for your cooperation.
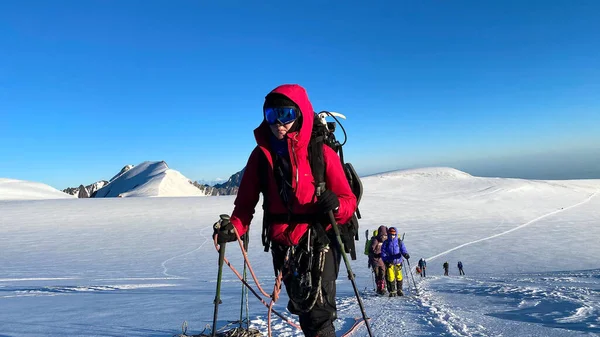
[397,279,404,296]
[387,279,396,296]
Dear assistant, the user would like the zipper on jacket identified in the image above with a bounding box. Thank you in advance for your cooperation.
[290,134,299,190]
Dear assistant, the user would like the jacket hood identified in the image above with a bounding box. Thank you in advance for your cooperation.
[254,84,315,149]
[377,225,387,241]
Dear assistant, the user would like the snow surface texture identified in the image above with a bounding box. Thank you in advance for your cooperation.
[1,167,599,336]
[93,161,210,197]
[0,178,74,200]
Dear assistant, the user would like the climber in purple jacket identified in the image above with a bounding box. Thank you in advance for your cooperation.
[381,227,410,296]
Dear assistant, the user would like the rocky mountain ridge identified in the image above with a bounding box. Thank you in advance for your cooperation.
[63,163,243,197]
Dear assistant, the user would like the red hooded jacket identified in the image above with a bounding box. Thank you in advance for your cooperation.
[230,84,357,246]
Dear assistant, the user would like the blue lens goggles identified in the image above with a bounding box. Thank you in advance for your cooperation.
[264,106,298,125]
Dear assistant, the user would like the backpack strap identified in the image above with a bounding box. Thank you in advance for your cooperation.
[258,149,272,252]
[308,117,327,197]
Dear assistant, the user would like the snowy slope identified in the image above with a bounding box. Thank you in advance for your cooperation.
[1,167,599,336]
[0,178,74,200]
[361,167,600,273]
[109,164,134,182]
[93,161,210,197]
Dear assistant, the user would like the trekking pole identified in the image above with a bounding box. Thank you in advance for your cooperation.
[399,233,410,293]
[239,231,250,329]
[212,214,230,337]
[405,258,419,296]
[401,261,410,293]
[401,233,418,294]
[400,233,419,295]
[371,270,376,292]
[328,211,374,337]
[365,230,376,291]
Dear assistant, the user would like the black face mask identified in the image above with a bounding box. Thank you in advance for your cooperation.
[286,115,302,134]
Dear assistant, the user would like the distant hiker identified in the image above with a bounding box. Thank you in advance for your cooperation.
[443,261,449,276]
[369,226,388,295]
[418,258,427,277]
[381,227,410,297]
[213,84,358,337]
[458,261,465,275]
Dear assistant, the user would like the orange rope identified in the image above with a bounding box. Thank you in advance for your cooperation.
[212,228,371,336]
[213,228,302,335]
[340,318,369,337]
[267,272,284,336]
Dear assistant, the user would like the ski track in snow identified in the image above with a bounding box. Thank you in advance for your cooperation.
[427,190,599,263]
[1,283,177,298]
[0,277,79,282]
[161,228,212,278]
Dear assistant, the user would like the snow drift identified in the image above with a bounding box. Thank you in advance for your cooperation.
[0,178,75,200]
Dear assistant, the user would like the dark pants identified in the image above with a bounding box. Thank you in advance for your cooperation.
[459,268,465,275]
[373,265,385,282]
[373,265,386,293]
[272,237,341,337]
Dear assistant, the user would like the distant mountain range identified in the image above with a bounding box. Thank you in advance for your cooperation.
[63,161,243,198]
[63,181,108,198]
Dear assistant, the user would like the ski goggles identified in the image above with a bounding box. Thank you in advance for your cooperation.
[264,106,298,125]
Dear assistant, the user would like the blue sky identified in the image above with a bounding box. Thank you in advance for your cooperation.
[1,0,599,189]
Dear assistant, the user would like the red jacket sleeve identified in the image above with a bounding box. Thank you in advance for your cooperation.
[230,147,262,236]
[323,146,357,225]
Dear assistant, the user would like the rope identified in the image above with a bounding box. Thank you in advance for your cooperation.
[213,228,302,336]
[212,228,369,337]
[342,318,370,337]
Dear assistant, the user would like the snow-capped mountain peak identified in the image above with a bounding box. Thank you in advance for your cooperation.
[93,161,210,198]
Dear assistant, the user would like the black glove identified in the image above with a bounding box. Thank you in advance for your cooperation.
[403,253,410,260]
[317,190,340,213]
[213,214,237,244]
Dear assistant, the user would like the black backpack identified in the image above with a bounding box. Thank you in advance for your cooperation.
[260,111,363,260]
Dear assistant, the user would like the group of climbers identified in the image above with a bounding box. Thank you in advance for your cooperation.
[365,228,469,295]
[365,226,409,296]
